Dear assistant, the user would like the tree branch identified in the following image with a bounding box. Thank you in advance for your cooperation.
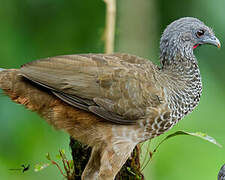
[104,0,116,54]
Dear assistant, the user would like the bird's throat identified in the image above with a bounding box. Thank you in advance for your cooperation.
[161,57,202,123]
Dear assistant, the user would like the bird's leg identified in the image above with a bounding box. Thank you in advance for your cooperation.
[98,142,137,180]
[81,146,101,180]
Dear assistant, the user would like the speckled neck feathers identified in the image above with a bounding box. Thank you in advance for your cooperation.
[161,57,202,124]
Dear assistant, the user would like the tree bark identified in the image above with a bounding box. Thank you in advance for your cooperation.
[69,138,91,180]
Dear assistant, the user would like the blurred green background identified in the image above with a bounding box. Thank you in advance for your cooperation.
[0,0,224,179]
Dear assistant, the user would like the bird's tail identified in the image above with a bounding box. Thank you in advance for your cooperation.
[0,68,54,110]
[0,68,50,112]
[0,68,105,145]
[0,68,83,132]
[0,68,16,91]
[0,68,63,128]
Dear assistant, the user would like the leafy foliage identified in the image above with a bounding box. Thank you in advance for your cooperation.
[141,130,222,171]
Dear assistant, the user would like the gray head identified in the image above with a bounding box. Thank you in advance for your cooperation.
[160,17,220,65]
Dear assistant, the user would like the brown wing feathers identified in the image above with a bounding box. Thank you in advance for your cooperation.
[19,54,158,125]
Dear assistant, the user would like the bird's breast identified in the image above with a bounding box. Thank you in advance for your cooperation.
[165,70,202,124]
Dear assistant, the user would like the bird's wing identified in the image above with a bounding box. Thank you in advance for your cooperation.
[20,53,162,124]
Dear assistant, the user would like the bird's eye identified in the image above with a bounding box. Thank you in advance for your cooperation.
[196,29,205,38]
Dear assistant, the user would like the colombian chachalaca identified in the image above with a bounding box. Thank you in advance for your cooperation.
[0,17,221,180]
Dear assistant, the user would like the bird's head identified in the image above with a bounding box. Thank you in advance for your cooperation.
[160,17,220,65]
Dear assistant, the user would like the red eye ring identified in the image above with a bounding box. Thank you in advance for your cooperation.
[196,29,205,38]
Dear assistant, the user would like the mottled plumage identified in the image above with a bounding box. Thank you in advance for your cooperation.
[0,17,220,180]
[218,164,225,180]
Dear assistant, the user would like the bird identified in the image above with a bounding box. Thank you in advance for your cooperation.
[0,17,220,180]
[218,164,225,180]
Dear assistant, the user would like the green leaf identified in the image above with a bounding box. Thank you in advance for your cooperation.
[185,131,222,147]
[68,160,74,170]
[59,149,66,160]
[34,163,50,172]
[60,149,65,155]
[154,130,222,154]
[46,153,51,161]
[56,154,62,160]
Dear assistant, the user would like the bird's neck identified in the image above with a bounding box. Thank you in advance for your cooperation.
[160,56,202,123]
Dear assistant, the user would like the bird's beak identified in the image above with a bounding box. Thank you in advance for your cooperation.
[202,36,221,48]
